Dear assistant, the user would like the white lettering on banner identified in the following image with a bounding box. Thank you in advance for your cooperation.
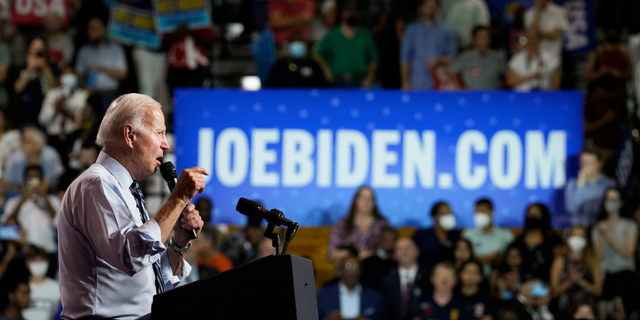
[215,128,248,187]
[251,129,280,186]
[525,131,566,188]
[489,130,523,189]
[282,129,315,186]
[198,128,214,184]
[316,130,333,187]
[15,0,31,14]
[565,0,588,51]
[403,130,436,188]
[335,130,370,187]
[372,130,401,188]
[456,130,488,190]
[14,0,66,17]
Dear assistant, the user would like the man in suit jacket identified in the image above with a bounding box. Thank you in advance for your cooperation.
[317,251,383,320]
[381,238,430,320]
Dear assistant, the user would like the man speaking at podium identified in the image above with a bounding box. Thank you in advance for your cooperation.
[57,94,208,319]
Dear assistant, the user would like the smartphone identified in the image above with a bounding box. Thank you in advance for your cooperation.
[0,225,20,241]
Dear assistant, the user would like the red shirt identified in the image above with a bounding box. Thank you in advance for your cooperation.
[268,0,315,44]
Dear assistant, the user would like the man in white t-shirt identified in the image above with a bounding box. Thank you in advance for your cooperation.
[524,0,568,57]
[507,28,561,91]
[23,246,60,320]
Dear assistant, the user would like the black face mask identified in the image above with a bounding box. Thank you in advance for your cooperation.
[346,14,360,27]
[524,217,544,230]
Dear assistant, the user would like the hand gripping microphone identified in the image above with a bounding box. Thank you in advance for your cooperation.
[160,162,198,239]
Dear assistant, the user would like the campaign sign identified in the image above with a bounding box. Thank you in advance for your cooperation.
[108,3,160,49]
[174,89,583,228]
[153,0,211,33]
[12,0,69,26]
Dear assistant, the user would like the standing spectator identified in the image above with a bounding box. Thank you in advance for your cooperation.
[511,203,562,282]
[417,261,473,320]
[584,28,631,99]
[44,12,74,70]
[328,186,390,264]
[316,250,383,320]
[164,25,213,98]
[489,244,524,301]
[506,28,561,91]
[196,225,233,273]
[584,74,627,155]
[381,238,429,320]
[310,0,337,43]
[412,201,461,270]
[400,0,456,90]
[267,0,315,46]
[462,198,514,275]
[457,259,496,320]
[360,226,398,290]
[0,109,20,185]
[592,188,638,320]
[449,26,506,90]
[22,246,60,320]
[75,17,127,113]
[523,0,568,58]
[549,225,601,319]
[451,238,475,271]
[3,128,64,190]
[265,35,329,88]
[221,217,264,267]
[12,36,58,128]
[564,149,616,225]
[0,29,9,110]
[315,2,379,88]
[441,0,489,49]
[195,197,213,226]
[0,277,30,320]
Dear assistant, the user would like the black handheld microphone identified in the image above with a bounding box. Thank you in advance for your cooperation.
[236,197,299,242]
[160,162,198,239]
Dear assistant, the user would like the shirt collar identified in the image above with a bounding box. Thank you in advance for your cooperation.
[399,264,419,279]
[339,281,362,294]
[96,151,134,190]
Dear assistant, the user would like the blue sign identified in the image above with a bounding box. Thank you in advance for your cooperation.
[174,89,583,228]
[108,4,160,49]
[153,0,211,33]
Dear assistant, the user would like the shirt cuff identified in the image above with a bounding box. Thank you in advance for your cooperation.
[160,249,192,290]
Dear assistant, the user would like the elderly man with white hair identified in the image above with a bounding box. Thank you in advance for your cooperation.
[58,93,208,320]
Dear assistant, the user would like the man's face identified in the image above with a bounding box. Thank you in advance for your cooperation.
[474,29,490,51]
[131,107,169,180]
[87,19,106,43]
[341,256,361,287]
[393,239,419,266]
[9,283,30,310]
[44,13,61,32]
[419,0,438,19]
[431,265,456,292]
[22,131,42,156]
[579,153,601,174]
[245,226,263,246]
[379,230,397,254]
[475,203,493,216]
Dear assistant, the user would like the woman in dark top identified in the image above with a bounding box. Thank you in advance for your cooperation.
[457,259,496,320]
[412,201,461,270]
[450,238,475,271]
[512,203,562,282]
[489,244,523,302]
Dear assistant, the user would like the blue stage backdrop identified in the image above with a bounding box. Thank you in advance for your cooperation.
[174,89,583,228]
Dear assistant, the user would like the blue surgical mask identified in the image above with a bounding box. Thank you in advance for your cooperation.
[61,73,78,90]
[288,41,307,59]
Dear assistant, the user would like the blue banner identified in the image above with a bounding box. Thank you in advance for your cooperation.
[174,89,583,228]
[108,3,160,49]
[153,0,211,33]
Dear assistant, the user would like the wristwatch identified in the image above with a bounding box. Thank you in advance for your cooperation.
[169,238,192,254]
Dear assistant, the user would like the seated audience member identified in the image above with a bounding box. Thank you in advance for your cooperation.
[328,186,390,264]
[317,250,383,320]
[497,306,521,320]
[264,35,329,88]
[564,149,616,225]
[0,109,21,184]
[504,280,554,320]
[197,225,233,273]
[584,27,631,99]
[361,226,398,290]
[56,141,99,198]
[23,246,60,320]
[441,0,489,49]
[13,36,58,128]
[451,238,475,271]
[413,201,460,270]
[44,12,74,70]
[523,0,567,58]
[195,197,213,226]
[549,225,601,319]
[267,0,315,46]
[462,198,514,275]
[512,203,562,282]
[222,217,264,266]
[458,260,496,320]
[400,0,457,90]
[4,127,64,190]
[178,237,219,287]
[584,74,627,154]
[449,26,505,90]
[381,238,429,320]
[315,2,378,88]
[0,277,30,320]
[592,187,638,320]
[490,245,524,302]
[417,261,473,320]
[570,302,597,320]
[2,166,59,258]
[506,28,560,91]
[75,17,127,112]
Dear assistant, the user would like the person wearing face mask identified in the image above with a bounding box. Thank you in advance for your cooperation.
[22,246,60,320]
[549,226,601,320]
[264,35,329,88]
[511,203,562,282]
[412,201,461,271]
[592,187,639,320]
[462,198,514,276]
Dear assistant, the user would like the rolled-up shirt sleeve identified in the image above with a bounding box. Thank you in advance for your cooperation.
[160,251,192,290]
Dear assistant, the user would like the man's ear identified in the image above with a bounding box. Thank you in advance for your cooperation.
[124,124,135,149]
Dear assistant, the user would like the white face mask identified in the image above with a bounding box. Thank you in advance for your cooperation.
[567,235,586,253]
[60,73,78,90]
[28,261,49,278]
[474,212,491,229]
[438,214,456,231]
[604,200,622,215]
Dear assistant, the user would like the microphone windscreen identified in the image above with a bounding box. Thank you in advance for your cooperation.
[236,197,259,219]
[159,162,177,181]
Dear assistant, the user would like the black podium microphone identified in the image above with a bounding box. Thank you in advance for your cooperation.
[160,162,198,239]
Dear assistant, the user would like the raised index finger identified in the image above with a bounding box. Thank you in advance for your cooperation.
[188,167,210,176]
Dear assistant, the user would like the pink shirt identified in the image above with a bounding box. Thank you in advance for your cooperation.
[268,0,315,44]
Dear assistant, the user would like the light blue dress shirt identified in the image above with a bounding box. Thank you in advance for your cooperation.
[58,151,191,320]
[564,175,616,225]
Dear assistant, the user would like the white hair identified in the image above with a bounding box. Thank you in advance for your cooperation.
[96,93,162,147]
[23,126,46,148]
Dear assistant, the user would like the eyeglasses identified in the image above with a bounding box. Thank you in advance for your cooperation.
[344,262,360,270]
